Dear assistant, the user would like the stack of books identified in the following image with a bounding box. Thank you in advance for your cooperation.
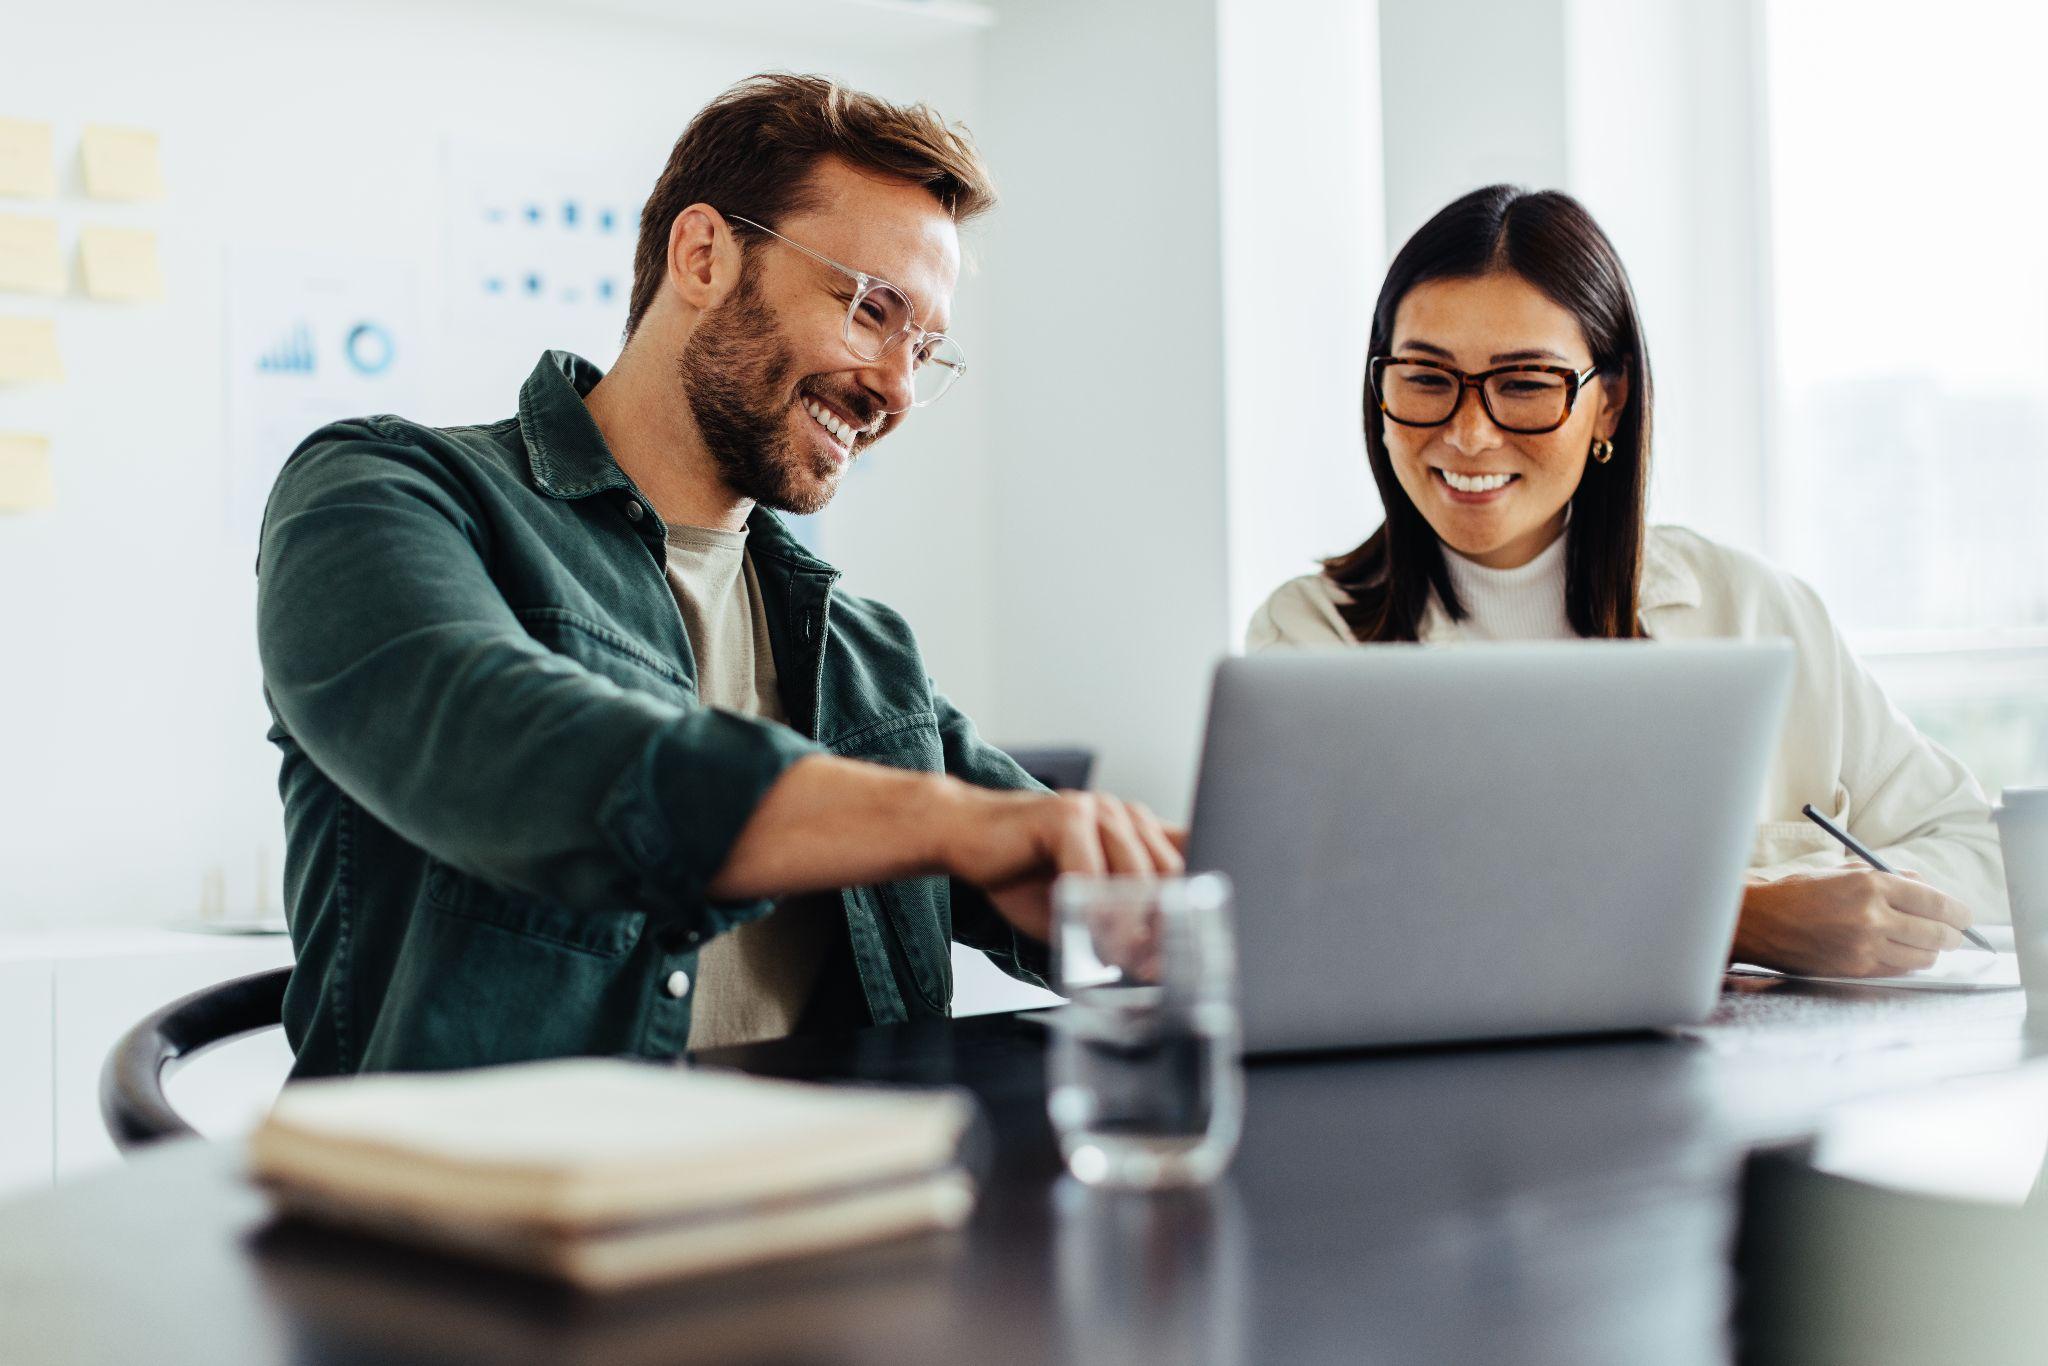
[247,1058,976,1291]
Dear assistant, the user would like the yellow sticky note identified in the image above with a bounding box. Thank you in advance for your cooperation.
[0,432,54,511]
[0,316,61,382]
[0,214,64,295]
[79,225,163,301]
[80,125,164,200]
[0,119,57,199]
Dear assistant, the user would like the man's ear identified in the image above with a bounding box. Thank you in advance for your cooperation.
[1596,368,1630,440]
[666,204,739,313]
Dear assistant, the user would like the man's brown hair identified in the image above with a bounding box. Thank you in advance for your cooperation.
[625,72,997,338]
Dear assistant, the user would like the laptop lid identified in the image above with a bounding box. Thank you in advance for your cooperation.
[1185,641,1794,1054]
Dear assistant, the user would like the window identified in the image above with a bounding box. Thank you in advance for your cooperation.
[1764,0,2048,794]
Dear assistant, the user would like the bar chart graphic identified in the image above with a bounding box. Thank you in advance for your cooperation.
[256,323,315,374]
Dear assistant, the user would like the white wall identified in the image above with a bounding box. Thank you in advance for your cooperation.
[975,0,1235,821]
[0,0,993,930]
[1378,0,1568,249]
[1375,0,1771,553]
[1219,0,1386,643]
[1563,0,1774,553]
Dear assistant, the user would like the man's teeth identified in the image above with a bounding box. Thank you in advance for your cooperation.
[1440,469,1515,493]
[803,399,857,449]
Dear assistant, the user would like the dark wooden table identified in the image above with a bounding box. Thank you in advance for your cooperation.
[1,979,2037,1366]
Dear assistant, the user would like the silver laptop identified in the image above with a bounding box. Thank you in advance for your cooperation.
[1184,641,1794,1054]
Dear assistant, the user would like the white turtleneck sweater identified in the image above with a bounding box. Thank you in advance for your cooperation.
[1439,531,1575,640]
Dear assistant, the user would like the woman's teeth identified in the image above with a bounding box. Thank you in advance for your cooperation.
[803,398,856,450]
[1438,469,1516,493]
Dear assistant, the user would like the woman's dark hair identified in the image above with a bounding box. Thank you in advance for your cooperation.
[1323,185,1653,640]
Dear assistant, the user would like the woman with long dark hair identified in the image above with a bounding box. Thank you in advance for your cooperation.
[1247,185,2002,980]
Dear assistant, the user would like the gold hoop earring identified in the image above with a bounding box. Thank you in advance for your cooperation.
[1590,438,1615,465]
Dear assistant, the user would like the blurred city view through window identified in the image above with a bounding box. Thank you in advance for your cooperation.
[1766,0,2048,796]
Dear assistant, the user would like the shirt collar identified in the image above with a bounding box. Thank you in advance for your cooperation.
[745,505,840,579]
[1637,527,1701,613]
[517,350,636,500]
[516,349,842,579]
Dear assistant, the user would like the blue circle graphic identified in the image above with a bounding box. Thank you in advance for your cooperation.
[345,322,395,377]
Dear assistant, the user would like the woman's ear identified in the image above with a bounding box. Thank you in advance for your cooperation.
[1596,368,1630,440]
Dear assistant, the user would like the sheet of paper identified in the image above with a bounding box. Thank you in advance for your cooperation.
[0,214,65,295]
[0,432,54,510]
[79,225,162,301]
[0,316,62,382]
[80,124,164,200]
[1727,949,2022,992]
[0,118,57,199]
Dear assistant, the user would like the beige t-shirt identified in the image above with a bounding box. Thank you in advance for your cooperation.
[662,523,832,1049]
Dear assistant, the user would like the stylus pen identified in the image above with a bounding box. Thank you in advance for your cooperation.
[1800,803,1996,953]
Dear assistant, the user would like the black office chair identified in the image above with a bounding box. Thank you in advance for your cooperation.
[100,966,293,1153]
[1003,745,1096,793]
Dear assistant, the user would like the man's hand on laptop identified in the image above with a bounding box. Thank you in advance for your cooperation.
[705,756,1183,942]
[1733,866,1975,977]
[937,786,1185,941]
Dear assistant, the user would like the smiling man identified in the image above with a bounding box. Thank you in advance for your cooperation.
[257,75,1181,1077]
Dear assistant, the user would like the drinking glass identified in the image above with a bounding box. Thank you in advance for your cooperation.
[1046,873,1242,1188]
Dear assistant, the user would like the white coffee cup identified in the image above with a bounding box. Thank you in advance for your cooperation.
[1993,788,2048,1014]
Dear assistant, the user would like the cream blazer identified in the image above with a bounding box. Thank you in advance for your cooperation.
[1246,524,2008,921]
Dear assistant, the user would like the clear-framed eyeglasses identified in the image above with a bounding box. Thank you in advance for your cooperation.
[726,214,966,409]
[1369,355,1603,435]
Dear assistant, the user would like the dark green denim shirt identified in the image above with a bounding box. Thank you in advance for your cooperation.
[257,351,1048,1078]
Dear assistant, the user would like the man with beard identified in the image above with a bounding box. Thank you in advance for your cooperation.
[257,74,1181,1077]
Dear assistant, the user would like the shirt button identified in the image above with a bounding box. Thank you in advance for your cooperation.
[665,969,691,999]
[624,500,644,521]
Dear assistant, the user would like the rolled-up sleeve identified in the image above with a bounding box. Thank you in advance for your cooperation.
[1829,634,2007,923]
[257,421,821,926]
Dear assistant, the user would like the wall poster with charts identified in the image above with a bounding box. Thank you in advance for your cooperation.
[440,137,643,395]
[224,249,423,549]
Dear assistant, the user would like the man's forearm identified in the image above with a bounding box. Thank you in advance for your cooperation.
[704,754,965,900]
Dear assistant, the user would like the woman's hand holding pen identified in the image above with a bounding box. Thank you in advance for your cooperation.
[1732,867,1976,977]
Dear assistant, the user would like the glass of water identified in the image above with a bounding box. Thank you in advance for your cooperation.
[1047,873,1242,1189]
